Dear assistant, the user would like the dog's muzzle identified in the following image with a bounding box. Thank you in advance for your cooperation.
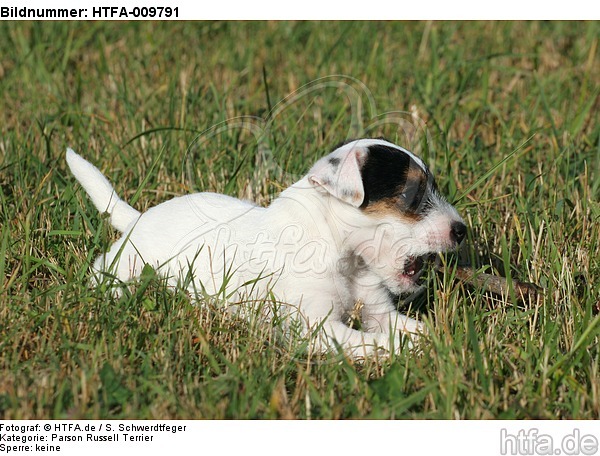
[401,221,467,283]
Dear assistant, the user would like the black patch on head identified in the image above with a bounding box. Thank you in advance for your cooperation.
[360,144,436,216]
[360,145,410,204]
[328,157,341,168]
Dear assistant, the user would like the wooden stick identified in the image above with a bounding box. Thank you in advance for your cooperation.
[437,266,542,301]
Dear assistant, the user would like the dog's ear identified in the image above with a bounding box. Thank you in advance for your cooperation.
[308,147,366,207]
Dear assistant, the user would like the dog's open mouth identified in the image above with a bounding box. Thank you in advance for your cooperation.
[402,253,437,280]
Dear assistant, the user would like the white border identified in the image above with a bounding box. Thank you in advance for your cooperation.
[1,420,599,456]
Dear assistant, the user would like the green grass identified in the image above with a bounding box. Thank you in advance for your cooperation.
[0,21,599,419]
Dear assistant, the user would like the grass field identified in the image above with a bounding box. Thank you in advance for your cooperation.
[0,21,599,419]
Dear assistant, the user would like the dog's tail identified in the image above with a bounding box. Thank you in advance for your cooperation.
[66,148,141,233]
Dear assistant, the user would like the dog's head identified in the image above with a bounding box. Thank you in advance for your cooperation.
[308,138,466,294]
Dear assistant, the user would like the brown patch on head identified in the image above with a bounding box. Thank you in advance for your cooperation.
[362,197,423,222]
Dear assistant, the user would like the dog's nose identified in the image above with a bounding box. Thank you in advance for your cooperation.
[450,221,467,245]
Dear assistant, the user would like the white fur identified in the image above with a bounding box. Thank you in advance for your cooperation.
[67,139,464,358]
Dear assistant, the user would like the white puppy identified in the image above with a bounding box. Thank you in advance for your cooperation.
[67,139,466,357]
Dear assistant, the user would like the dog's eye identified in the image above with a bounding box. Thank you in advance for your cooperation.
[398,186,426,214]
